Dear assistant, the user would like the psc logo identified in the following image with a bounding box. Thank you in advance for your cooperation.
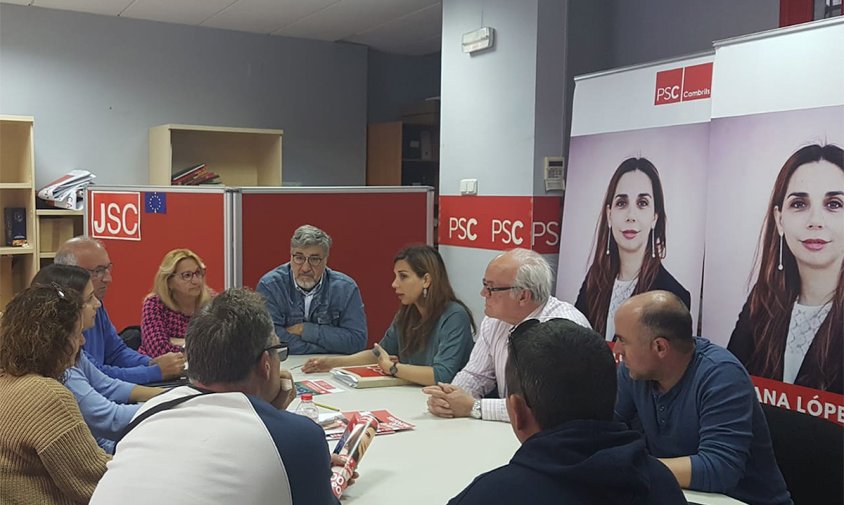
[654,63,713,106]
[90,191,141,241]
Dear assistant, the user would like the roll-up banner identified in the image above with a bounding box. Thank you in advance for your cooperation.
[557,53,712,343]
[703,18,844,417]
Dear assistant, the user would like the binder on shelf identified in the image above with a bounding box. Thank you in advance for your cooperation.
[171,163,205,183]
[330,365,411,388]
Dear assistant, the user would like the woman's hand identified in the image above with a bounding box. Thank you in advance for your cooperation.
[302,357,336,373]
[373,343,398,374]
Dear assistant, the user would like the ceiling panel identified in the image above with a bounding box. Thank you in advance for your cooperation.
[273,0,439,42]
[121,0,236,25]
[1,0,444,55]
[32,0,132,16]
[345,3,441,54]
[200,0,339,34]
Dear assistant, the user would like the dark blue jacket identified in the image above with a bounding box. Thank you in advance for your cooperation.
[448,419,687,505]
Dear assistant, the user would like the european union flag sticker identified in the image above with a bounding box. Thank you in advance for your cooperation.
[144,192,167,214]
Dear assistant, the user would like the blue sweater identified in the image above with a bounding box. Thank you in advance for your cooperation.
[379,301,474,384]
[448,419,686,505]
[83,305,162,384]
[65,353,140,454]
[615,337,792,505]
[257,264,367,355]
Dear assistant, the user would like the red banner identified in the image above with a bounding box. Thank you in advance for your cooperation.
[752,376,844,426]
[438,195,563,253]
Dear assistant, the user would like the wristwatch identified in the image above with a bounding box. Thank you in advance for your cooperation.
[389,363,398,377]
[470,399,482,419]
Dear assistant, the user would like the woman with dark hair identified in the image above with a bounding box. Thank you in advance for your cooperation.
[575,157,691,340]
[0,284,110,504]
[728,143,843,393]
[33,264,162,454]
[303,244,475,385]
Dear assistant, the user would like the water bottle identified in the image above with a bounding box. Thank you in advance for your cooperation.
[296,393,319,424]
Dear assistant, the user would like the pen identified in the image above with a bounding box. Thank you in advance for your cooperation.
[314,402,340,412]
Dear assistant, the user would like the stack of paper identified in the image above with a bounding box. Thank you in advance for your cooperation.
[37,170,96,210]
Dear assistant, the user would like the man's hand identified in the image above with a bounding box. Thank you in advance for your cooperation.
[302,357,336,373]
[373,343,398,375]
[330,454,359,487]
[151,352,186,379]
[422,383,475,418]
[270,369,296,410]
[286,323,304,336]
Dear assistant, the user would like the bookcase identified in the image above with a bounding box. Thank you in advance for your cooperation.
[36,209,84,267]
[0,115,36,311]
[149,124,284,186]
[366,121,439,187]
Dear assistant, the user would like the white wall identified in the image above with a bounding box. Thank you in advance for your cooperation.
[0,4,368,188]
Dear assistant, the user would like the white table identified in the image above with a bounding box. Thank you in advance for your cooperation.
[284,356,745,505]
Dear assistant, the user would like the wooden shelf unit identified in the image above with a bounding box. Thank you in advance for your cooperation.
[0,115,36,310]
[149,124,284,186]
[36,208,84,268]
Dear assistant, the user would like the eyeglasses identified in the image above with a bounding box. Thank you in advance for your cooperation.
[87,263,113,280]
[291,254,324,267]
[482,283,520,297]
[175,268,206,282]
[507,318,541,407]
[257,343,289,362]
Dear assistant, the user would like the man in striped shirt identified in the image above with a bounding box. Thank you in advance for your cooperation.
[424,248,590,422]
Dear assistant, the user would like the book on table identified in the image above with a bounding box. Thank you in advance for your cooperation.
[330,365,411,388]
[319,409,414,440]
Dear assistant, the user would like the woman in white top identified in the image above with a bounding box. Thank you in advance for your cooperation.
[728,143,843,394]
[575,157,690,341]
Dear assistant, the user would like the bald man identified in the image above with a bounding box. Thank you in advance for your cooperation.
[55,237,184,383]
[613,291,791,505]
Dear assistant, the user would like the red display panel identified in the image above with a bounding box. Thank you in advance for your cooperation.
[240,191,430,347]
[87,190,227,332]
[438,195,562,253]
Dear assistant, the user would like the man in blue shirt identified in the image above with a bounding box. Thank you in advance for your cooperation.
[257,225,367,355]
[55,237,185,383]
[613,291,792,505]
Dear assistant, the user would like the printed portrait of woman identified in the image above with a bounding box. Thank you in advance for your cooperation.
[575,157,691,340]
[728,143,843,394]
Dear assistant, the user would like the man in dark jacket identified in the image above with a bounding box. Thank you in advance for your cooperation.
[448,318,686,505]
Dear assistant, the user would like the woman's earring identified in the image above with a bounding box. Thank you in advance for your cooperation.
[605,225,611,255]
[778,233,784,271]
[651,228,656,259]
[423,287,428,299]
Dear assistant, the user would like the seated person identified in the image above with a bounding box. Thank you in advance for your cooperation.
[257,224,367,355]
[614,291,792,505]
[0,284,110,505]
[139,248,213,358]
[424,249,590,421]
[55,237,185,383]
[448,318,686,505]
[303,245,475,385]
[91,289,357,505]
[33,265,163,454]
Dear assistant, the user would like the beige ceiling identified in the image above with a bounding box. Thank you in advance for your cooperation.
[0,0,444,55]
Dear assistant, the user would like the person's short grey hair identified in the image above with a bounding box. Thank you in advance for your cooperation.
[508,248,553,305]
[290,224,332,256]
[185,288,275,384]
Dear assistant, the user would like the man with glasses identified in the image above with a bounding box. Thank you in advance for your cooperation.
[257,224,367,355]
[424,248,590,422]
[448,318,685,505]
[91,288,355,505]
[55,237,186,383]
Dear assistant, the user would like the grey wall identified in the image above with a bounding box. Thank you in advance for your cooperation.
[607,0,780,68]
[367,49,441,123]
[0,4,368,188]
